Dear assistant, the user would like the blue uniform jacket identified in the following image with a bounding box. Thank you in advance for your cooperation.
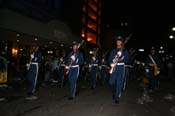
[108,48,129,66]
[31,51,42,64]
[145,54,161,74]
[66,51,84,66]
[88,55,99,67]
[99,57,107,66]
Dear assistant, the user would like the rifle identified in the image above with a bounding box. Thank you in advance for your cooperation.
[135,60,159,76]
[108,34,132,74]
[64,40,84,76]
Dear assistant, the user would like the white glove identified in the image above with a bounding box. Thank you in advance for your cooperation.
[157,71,160,74]
[136,61,139,64]
[31,54,34,59]
[117,51,122,57]
[71,55,75,61]
[102,59,105,63]
[92,56,96,61]
[145,69,149,72]
[65,66,69,69]
[110,63,115,68]
[60,58,63,62]
[112,59,116,63]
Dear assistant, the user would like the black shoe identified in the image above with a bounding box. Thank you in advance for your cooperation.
[68,97,74,100]
[115,99,119,104]
[115,97,120,104]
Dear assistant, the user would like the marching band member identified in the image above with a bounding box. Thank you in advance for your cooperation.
[145,47,161,92]
[26,45,42,100]
[99,52,108,85]
[58,50,67,88]
[108,35,129,104]
[65,41,84,100]
[89,47,99,89]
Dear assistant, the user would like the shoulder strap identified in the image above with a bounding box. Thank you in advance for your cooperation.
[149,55,156,64]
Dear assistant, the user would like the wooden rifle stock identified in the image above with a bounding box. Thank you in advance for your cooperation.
[108,34,132,74]
[64,40,85,76]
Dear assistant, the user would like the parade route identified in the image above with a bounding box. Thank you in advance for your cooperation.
[0,79,174,116]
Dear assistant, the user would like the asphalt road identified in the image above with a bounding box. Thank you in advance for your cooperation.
[0,78,175,116]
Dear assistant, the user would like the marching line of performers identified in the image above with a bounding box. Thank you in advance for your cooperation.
[24,34,161,104]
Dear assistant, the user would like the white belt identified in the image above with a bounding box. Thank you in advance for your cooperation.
[92,64,98,66]
[102,65,107,67]
[71,65,79,68]
[31,62,38,65]
[117,63,125,66]
[60,64,65,67]
[125,65,133,68]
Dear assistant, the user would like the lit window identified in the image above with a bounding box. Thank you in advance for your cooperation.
[81,28,86,38]
[87,32,96,44]
[88,10,97,21]
[88,1,97,12]
[82,33,85,38]
[88,22,97,31]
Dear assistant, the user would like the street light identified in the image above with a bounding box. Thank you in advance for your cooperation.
[172,27,175,31]
[169,35,174,39]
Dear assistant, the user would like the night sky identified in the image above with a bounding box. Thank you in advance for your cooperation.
[102,1,175,50]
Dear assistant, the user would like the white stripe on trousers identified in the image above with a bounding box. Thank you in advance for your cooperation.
[32,63,39,93]
[119,66,125,98]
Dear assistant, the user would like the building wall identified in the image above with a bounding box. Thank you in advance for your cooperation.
[81,0,102,46]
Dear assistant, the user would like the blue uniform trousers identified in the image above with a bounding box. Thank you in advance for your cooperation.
[27,63,38,96]
[109,65,125,100]
[148,70,156,90]
[68,67,79,97]
[100,66,107,85]
[122,67,129,91]
[91,66,98,88]
[83,67,89,81]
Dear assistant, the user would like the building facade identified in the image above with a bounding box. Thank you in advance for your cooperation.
[81,0,102,46]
